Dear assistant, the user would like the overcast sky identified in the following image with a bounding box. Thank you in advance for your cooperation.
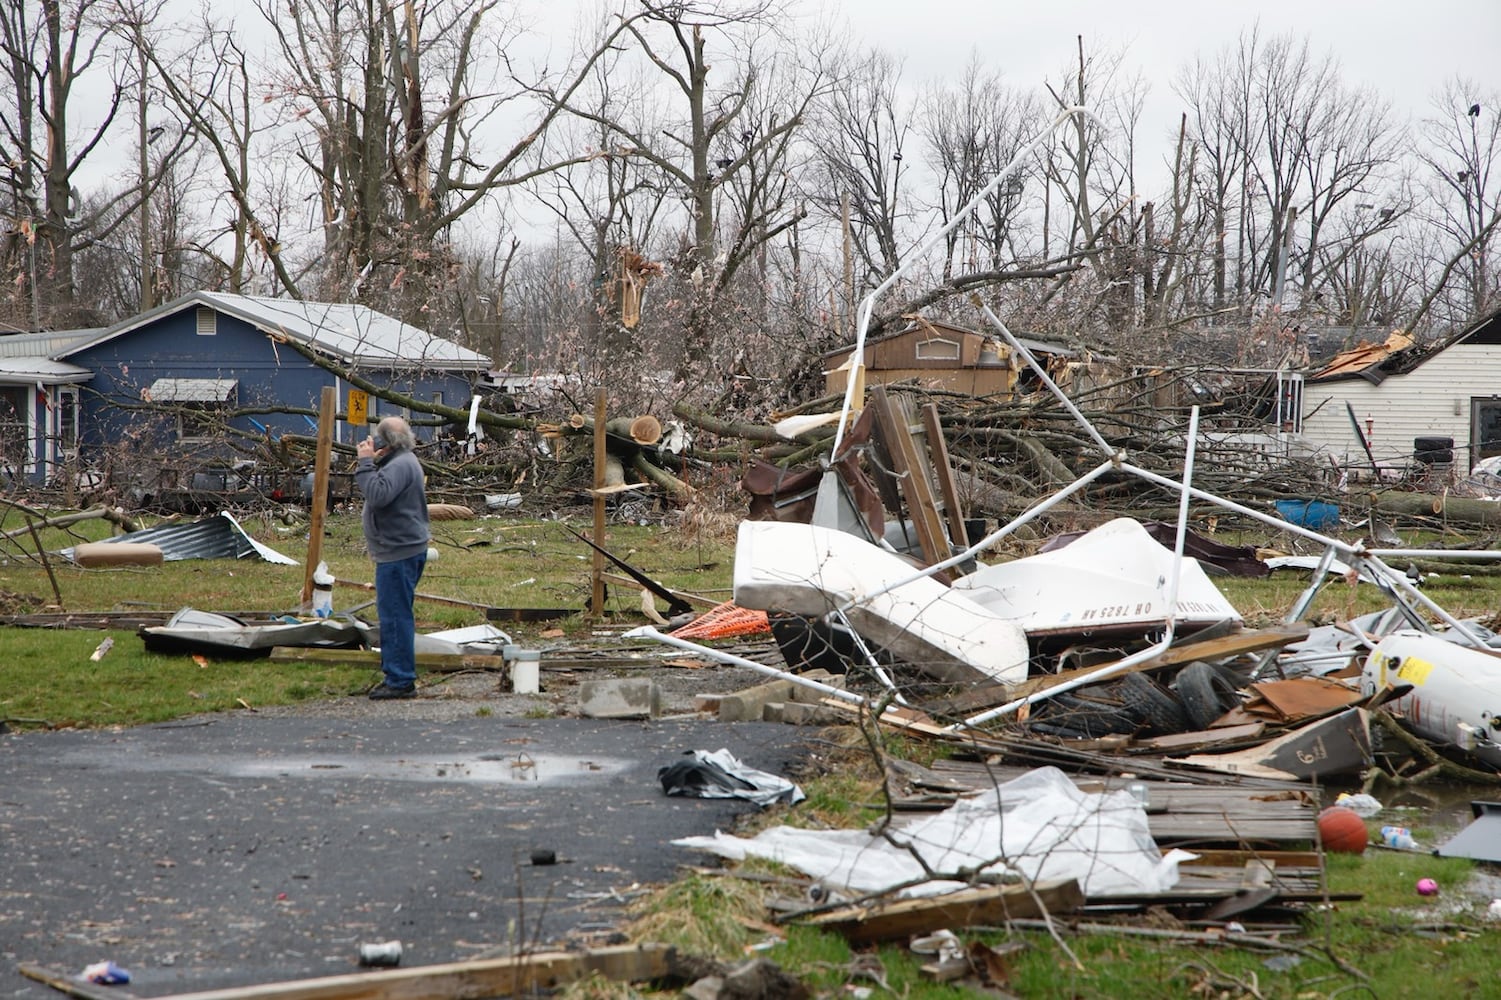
[825,0,1499,126]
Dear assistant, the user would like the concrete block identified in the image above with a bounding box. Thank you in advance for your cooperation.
[717,679,795,722]
[788,670,845,703]
[692,694,723,714]
[578,678,661,719]
[780,701,845,726]
[761,701,786,723]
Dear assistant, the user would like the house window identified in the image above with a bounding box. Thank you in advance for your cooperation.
[146,378,238,440]
[915,337,961,361]
[196,307,217,336]
[57,388,78,452]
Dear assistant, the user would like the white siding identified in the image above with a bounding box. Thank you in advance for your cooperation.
[1300,344,1501,472]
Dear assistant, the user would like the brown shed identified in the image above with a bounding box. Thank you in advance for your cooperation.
[823,319,1016,398]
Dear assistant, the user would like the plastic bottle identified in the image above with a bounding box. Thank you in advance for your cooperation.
[1381,825,1418,850]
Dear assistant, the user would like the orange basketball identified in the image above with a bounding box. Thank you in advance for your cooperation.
[1317,806,1369,854]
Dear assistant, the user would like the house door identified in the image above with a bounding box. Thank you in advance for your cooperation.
[1471,397,1501,470]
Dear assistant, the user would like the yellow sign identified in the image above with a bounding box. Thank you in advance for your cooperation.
[347,389,368,429]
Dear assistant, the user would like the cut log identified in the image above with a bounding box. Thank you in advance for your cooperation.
[1375,490,1501,528]
[70,542,164,567]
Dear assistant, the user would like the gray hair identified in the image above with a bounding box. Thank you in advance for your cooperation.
[377,416,416,451]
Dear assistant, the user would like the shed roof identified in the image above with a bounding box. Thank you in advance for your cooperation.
[55,291,491,372]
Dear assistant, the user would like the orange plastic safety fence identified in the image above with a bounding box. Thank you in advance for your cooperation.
[669,600,771,640]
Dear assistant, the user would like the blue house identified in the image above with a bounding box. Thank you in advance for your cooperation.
[13,291,490,487]
[0,329,94,483]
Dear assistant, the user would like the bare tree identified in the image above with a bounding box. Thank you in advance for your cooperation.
[923,54,1043,285]
[0,0,132,329]
[549,1,832,373]
[806,46,912,301]
[1412,80,1501,331]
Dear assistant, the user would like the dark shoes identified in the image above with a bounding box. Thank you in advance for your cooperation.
[368,682,417,700]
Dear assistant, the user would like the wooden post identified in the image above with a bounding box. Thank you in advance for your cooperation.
[301,386,338,607]
[591,387,607,616]
[588,384,606,612]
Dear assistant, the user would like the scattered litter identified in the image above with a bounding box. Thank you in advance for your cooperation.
[675,766,1189,898]
[89,637,114,662]
[1416,878,1439,896]
[1334,792,1384,817]
[357,940,402,967]
[80,962,129,985]
[658,749,804,807]
[1262,954,1303,972]
[1487,899,1501,920]
[1380,826,1419,851]
[311,562,334,617]
[909,929,964,963]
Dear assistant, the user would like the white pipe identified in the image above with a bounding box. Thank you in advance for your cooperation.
[623,625,868,707]
[951,408,1204,732]
[830,457,1117,615]
[973,298,1115,457]
[831,106,1097,456]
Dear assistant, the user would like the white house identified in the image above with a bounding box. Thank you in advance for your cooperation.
[1299,310,1501,478]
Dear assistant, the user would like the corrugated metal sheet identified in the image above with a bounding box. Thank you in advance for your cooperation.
[59,512,299,565]
[204,293,489,370]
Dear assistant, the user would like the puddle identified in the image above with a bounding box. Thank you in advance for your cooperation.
[55,745,630,785]
[225,752,629,784]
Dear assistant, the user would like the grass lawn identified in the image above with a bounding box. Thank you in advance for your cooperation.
[2,505,1498,996]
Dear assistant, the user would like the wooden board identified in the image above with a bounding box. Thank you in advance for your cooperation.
[1006,624,1311,702]
[19,966,141,1000]
[802,878,1083,945]
[269,648,505,673]
[868,385,952,577]
[92,945,677,1000]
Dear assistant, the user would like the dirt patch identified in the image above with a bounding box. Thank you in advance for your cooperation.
[256,637,779,723]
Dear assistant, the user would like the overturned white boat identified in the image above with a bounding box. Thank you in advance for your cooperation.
[1362,630,1501,770]
[951,518,1242,636]
[733,520,1029,686]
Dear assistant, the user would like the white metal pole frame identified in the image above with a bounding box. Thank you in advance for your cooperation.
[830,106,1099,457]
[952,406,1204,731]
[623,625,873,709]
[972,296,1497,650]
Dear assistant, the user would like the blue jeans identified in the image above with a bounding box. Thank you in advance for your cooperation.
[375,552,426,688]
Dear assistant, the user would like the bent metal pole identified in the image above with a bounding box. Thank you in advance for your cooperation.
[831,105,1099,457]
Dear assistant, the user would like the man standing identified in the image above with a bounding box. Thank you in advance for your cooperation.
[354,415,430,700]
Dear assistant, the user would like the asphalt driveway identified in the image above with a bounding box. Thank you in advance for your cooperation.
[0,714,811,998]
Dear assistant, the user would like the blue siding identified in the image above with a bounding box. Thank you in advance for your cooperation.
[67,309,479,464]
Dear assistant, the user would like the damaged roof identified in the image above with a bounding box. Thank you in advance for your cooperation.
[54,291,491,372]
[1309,307,1501,384]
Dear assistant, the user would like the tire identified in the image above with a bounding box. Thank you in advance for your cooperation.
[1036,691,1137,737]
[1173,661,1241,731]
[1114,671,1190,735]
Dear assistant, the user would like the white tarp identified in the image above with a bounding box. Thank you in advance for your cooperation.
[674,766,1189,898]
